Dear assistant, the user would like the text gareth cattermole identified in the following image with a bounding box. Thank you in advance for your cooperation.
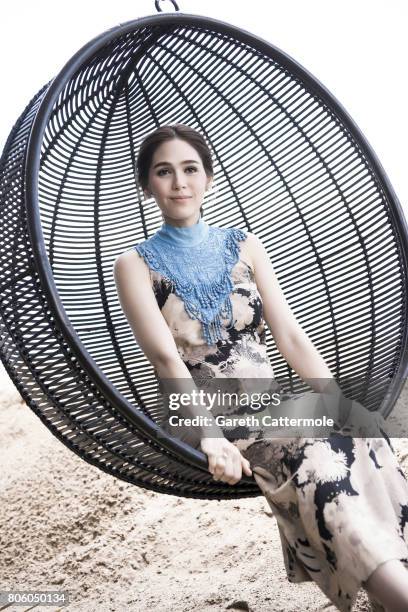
[167,390,282,411]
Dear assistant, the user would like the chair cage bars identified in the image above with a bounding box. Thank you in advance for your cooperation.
[0,8,407,499]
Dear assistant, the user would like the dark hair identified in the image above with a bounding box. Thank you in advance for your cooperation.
[136,124,214,218]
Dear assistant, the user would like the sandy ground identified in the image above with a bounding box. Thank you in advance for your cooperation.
[1,362,408,612]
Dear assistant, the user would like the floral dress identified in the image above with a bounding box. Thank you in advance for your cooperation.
[138,246,408,612]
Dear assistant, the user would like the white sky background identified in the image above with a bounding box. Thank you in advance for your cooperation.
[0,0,407,220]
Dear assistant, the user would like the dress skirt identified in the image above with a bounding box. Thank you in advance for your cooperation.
[230,391,408,612]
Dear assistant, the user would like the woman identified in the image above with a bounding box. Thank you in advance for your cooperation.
[114,124,408,612]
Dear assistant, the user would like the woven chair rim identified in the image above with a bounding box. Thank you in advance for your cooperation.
[22,11,408,488]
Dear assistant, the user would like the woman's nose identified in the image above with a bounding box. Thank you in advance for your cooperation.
[172,172,186,188]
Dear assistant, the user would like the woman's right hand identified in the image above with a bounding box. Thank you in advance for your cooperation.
[200,436,253,485]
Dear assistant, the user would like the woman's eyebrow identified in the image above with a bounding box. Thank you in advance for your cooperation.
[153,160,199,168]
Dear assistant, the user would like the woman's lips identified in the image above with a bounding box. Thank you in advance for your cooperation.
[171,196,191,200]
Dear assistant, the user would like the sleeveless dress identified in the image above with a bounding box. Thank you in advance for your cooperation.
[133,226,408,612]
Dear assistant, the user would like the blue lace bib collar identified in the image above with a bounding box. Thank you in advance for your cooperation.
[134,217,247,345]
[154,216,209,247]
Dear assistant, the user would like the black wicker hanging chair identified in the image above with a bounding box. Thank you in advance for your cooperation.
[1,0,407,500]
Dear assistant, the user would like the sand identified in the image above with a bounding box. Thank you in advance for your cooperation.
[1,362,408,612]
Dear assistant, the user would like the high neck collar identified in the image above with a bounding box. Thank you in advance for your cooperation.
[155,216,209,247]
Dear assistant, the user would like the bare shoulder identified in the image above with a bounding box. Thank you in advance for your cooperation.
[240,231,264,271]
[113,248,150,282]
[246,231,266,246]
[114,247,149,266]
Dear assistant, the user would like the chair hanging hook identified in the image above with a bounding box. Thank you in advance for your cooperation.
[155,0,180,12]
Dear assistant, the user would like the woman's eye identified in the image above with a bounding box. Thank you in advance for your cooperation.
[157,166,197,176]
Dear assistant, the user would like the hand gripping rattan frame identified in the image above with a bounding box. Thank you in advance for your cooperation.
[1,7,407,500]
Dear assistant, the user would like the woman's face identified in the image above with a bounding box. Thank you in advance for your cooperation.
[143,138,212,227]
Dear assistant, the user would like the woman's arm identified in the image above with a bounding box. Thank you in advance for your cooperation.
[113,250,218,433]
[247,233,341,396]
[113,249,252,484]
